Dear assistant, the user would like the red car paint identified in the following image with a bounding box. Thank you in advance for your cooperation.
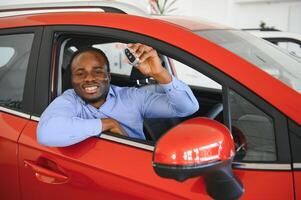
[0,10,299,200]
[154,117,235,165]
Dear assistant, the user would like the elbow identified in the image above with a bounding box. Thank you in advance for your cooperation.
[177,101,199,117]
[189,94,200,115]
[187,101,199,115]
[37,122,56,146]
[37,120,67,147]
[191,101,199,114]
[37,125,50,146]
[180,92,200,116]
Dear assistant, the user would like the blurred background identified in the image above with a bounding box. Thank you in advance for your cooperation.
[3,0,300,33]
[2,0,301,57]
[126,0,301,34]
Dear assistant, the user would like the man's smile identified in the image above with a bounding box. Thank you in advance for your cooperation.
[83,85,99,94]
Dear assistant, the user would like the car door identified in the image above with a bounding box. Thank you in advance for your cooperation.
[0,27,42,200]
[18,25,210,200]
[18,19,294,200]
[169,57,294,199]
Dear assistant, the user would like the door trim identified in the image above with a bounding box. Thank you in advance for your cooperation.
[0,106,30,119]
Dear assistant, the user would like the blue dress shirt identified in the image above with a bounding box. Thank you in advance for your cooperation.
[37,76,199,147]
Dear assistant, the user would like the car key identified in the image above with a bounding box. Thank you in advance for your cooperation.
[124,48,140,67]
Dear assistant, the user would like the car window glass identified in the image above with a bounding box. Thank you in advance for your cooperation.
[278,41,301,58]
[229,89,276,162]
[0,47,14,67]
[0,34,34,111]
[197,30,301,93]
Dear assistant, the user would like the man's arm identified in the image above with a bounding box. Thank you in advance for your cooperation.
[37,93,126,147]
[37,95,101,147]
[127,43,172,84]
[128,43,199,118]
[135,76,199,118]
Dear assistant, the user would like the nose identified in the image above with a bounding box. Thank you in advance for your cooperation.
[84,72,95,82]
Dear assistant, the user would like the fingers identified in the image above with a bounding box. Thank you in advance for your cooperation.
[127,43,154,58]
[139,49,157,63]
[103,118,128,137]
[119,129,129,137]
[112,126,128,136]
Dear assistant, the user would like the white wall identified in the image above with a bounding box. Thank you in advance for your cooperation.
[160,0,301,33]
[230,1,301,32]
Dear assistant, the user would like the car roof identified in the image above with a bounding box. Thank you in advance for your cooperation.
[0,0,149,17]
[154,15,231,31]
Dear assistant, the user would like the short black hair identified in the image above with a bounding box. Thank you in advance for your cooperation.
[69,47,110,72]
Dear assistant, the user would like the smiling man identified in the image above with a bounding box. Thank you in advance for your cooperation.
[37,43,199,147]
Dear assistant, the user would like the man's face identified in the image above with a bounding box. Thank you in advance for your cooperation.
[71,51,110,104]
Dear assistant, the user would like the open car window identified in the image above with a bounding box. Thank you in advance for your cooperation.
[93,43,133,76]
[55,36,223,142]
[55,35,279,164]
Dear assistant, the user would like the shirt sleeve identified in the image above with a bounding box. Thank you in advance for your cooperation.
[139,76,199,118]
[37,93,101,147]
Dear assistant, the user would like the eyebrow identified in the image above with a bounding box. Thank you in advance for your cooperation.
[73,65,108,72]
[93,66,107,70]
[73,67,84,72]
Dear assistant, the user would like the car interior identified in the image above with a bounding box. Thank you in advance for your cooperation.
[55,35,224,143]
[54,35,278,162]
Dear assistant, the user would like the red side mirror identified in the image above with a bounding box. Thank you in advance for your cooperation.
[153,117,235,166]
[152,117,243,200]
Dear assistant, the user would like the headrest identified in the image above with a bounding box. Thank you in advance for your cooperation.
[62,64,72,92]
[130,66,149,80]
[130,66,155,86]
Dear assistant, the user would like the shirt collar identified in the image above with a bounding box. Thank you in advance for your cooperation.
[107,86,116,98]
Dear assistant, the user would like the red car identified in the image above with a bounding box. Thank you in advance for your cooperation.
[0,2,300,200]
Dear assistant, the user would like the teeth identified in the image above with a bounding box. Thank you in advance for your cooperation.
[84,86,98,93]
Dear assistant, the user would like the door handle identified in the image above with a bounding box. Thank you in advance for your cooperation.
[24,160,69,184]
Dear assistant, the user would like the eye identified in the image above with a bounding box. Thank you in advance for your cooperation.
[74,71,85,78]
[94,69,105,76]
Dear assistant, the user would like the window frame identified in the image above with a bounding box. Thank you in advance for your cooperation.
[289,120,301,166]
[0,27,43,116]
[34,25,290,166]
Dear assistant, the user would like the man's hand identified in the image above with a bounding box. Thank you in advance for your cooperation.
[127,43,172,84]
[101,118,128,136]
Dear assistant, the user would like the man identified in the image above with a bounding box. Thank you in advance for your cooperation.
[37,43,199,147]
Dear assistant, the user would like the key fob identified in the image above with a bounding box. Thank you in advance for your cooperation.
[125,48,140,67]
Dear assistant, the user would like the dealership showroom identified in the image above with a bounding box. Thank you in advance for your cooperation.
[1,0,301,199]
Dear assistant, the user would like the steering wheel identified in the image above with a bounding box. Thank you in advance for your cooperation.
[205,103,223,119]
[205,103,247,159]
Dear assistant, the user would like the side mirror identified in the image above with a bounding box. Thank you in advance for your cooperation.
[152,117,244,200]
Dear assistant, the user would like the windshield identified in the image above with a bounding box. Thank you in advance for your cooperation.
[196,30,301,93]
